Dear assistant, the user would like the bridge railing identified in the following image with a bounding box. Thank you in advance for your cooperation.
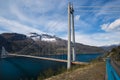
[106,58,120,80]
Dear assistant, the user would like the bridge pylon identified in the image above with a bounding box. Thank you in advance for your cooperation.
[0,46,8,58]
[67,2,76,69]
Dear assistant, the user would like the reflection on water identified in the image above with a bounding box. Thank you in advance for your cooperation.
[0,53,101,80]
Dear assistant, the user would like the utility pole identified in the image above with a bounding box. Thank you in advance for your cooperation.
[67,2,71,69]
[71,4,76,61]
[67,2,76,69]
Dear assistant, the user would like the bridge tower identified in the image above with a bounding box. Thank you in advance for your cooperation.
[67,2,76,69]
[0,47,8,58]
[71,4,76,61]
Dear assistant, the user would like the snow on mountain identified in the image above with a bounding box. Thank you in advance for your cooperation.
[41,37,56,42]
[28,32,56,42]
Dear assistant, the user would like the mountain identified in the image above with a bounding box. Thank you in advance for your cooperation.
[101,44,120,52]
[0,33,33,53]
[0,33,105,55]
[0,35,12,52]
[107,46,120,60]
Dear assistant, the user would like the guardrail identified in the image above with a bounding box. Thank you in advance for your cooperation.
[106,58,120,80]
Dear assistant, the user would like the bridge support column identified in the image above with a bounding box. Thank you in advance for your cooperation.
[1,47,8,58]
[71,4,76,61]
[67,2,71,69]
[67,2,75,69]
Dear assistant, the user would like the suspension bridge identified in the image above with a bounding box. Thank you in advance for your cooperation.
[0,2,87,69]
[0,46,88,65]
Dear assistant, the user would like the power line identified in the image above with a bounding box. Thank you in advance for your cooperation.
[45,7,68,33]
[74,6,120,8]
[75,10,120,12]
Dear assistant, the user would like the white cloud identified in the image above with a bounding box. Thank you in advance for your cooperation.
[45,20,67,33]
[14,0,67,17]
[75,15,80,21]
[74,16,92,32]
[75,32,120,46]
[0,17,44,34]
[62,31,120,46]
[7,0,68,34]
[101,23,110,31]
[101,18,120,32]
[10,4,30,22]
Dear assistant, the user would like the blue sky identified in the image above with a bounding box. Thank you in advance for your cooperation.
[0,0,120,46]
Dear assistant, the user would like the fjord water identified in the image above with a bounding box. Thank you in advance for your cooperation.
[42,53,101,62]
[0,53,101,80]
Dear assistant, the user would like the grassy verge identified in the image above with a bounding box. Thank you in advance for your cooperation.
[37,66,66,80]
[45,62,105,80]
[37,64,88,80]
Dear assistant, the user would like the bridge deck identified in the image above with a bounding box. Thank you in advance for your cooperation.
[8,54,88,65]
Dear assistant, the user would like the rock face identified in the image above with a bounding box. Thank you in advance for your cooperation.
[0,35,12,52]
[0,33,105,55]
[108,46,120,60]
[0,33,33,53]
[1,33,27,41]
